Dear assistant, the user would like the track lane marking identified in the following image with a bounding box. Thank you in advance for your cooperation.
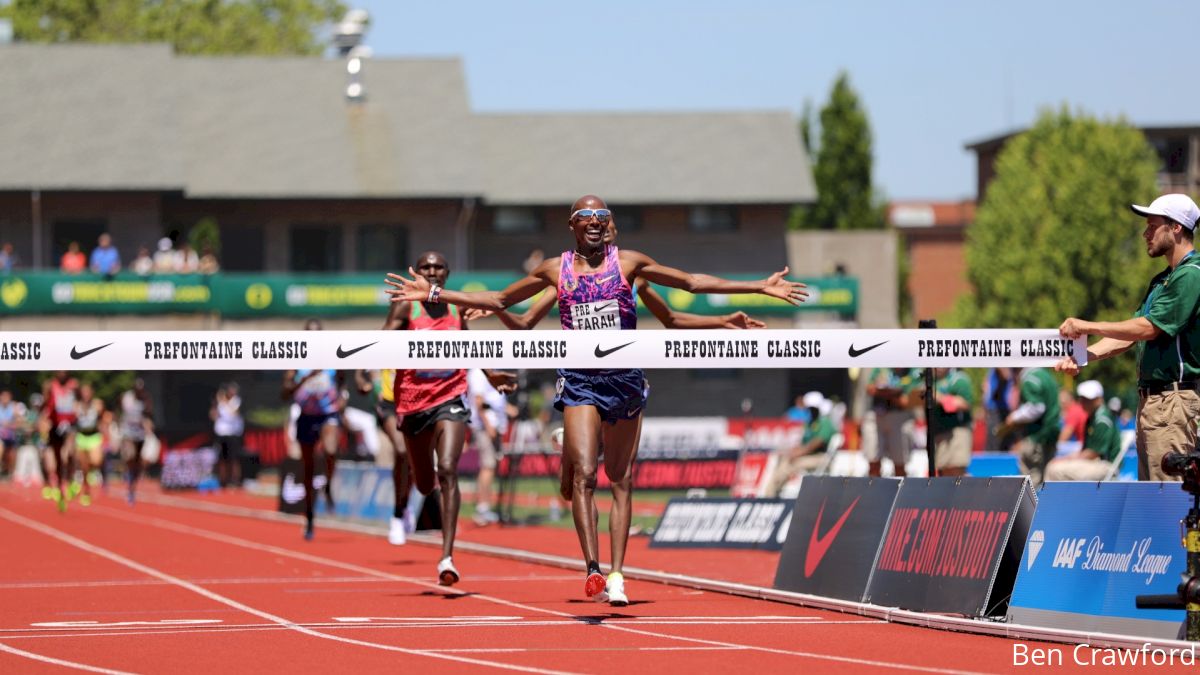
[83,503,994,674]
[0,506,575,675]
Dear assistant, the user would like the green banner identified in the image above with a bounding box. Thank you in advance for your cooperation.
[0,272,856,318]
[0,273,214,314]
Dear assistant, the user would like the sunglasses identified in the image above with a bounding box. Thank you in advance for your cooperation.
[570,208,612,223]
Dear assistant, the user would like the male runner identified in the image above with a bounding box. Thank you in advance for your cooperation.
[42,371,79,512]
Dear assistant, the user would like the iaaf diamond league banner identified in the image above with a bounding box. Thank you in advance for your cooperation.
[0,329,1086,371]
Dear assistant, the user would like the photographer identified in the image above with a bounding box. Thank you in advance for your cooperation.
[1045,380,1120,481]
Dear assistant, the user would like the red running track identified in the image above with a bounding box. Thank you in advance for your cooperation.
[0,484,1097,674]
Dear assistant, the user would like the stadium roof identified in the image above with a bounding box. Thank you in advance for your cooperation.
[0,44,814,204]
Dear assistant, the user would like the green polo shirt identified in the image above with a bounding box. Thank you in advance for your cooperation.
[1083,407,1121,463]
[803,416,837,452]
[868,368,921,408]
[1136,253,1200,386]
[1019,368,1061,445]
[932,369,974,432]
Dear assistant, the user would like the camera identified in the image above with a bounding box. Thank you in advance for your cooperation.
[1162,451,1200,491]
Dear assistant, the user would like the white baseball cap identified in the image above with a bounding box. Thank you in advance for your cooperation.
[1130,194,1200,230]
[1076,379,1104,401]
[802,391,825,408]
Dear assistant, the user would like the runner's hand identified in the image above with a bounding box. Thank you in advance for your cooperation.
[384,268,431,303]
[485,370,518,394]
[761,267,808,305]
[722,311,765,329]
[464,308,495,322]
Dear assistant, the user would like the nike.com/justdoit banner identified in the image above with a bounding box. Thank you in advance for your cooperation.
[773,476,901,602]
[0,329,1087,371]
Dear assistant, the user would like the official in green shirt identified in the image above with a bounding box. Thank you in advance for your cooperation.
[1046,380,1122,481]
[930,367,974,477]
[863,367,919,477]
[1004,367,1061,486]
[1057,193,1200,481]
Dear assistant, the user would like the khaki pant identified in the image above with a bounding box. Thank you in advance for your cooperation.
[1136,389,1200,481]
[1016,436,1056,487]
[1045,457,1112,482]
[764,453,826,497]
[933,426,972,471]
[862,408,912,465]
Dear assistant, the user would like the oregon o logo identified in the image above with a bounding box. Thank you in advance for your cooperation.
[245,283,273,310]
[1,278,28,308]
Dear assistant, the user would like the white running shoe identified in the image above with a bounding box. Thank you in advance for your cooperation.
[437,556,460,586]
[606,572,628,607]
[388,517,407,545]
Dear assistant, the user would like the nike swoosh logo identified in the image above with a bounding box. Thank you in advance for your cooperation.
[847,341,888,358]
[597,276,617,285]
[336,342,377,358]
[449,406,466,414]
[70,343,112,360]
[593,301,616,312]
[594,341,634,358]
[803,496,861,577]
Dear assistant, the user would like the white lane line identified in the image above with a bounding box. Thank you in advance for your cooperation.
[0,507,575,675]
[88,504,992,675]
[0,576,383,590]
[0,641,136,674]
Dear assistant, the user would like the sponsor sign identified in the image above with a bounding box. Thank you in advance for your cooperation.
[499,450,741,490]
[865,477,1035,617]
[0,274,212,314]
[773,476,901,601]
[651,498,794,550]
[160,447,217,490]
[2,329,1087,371]
[1008,482,1189,639]
[276,457,328,515]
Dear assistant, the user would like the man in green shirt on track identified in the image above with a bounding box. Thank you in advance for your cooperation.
[1045,380,1122,482]
[929,367,973,477]
[1056,194,1200,481]
[1001,367,1061,487]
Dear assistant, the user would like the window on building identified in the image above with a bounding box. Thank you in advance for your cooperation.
[290,225,342,272]
[493,207,542,233]
[218,223,264,272]
[614,206,642,232]
[688,205,737,232]
[1152,136,1189,174]
[357,224,408,271]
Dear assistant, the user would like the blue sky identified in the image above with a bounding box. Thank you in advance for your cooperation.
[352,0,1200,202]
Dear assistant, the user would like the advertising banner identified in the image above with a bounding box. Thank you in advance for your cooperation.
[160,447,217,490]
[1008,482,1189,639]
[773,476,901,601]
[0,328,1087,371]
[865,476,1035,617]
[651,498,794,551]
[0,274,213,314]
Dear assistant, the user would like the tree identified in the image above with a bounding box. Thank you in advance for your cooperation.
[949,107,1161,392]
[2,0,348,56]
[793,72,885,231]
[189,216,221,259]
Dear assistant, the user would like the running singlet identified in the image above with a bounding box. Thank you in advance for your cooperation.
[557,245,637,332]
[47,380,78,425]
[293,370,340,416]
[0,402,15,441]
[394,303,468,416]
[380,368,396,403]
[121,392,147,441]
[76,400,100,434]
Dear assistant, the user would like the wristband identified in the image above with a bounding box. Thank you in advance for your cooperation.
[427,285,442,304]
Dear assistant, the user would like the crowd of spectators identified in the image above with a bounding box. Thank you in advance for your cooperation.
[0,233,220,277]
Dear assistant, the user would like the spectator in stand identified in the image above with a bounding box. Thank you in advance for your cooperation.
[211,382,244,488]
[60,241,86,274]
[0,242,18,273]
[89,233,121,278]
[130,245,154,276]
[153,237,176,273]
[1057,388,1087,447]
[176,242,200,274]
[764,391,835,496]
[198,246,220,275]
[1045,380,1121,481]
[784,394,811,423]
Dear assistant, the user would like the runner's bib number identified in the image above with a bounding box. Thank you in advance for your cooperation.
[570,300,620,330]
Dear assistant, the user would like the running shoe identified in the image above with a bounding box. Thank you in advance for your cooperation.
[606,572,628,607]
[66,481,82,500]
[585,569,608,602]
[79,494,92,507]
[437,557,460,586]
[42,486,53,500]
[388,516,407,546]
[56,494,67,513]
[303,520,314,541]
